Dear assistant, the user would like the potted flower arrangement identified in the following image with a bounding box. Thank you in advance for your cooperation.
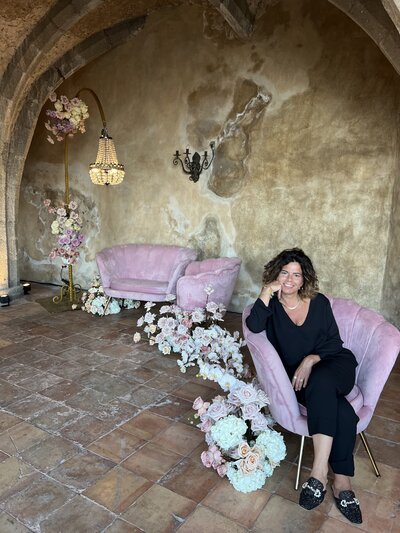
[43,199,84,264]
[193,381,286,493]
[134,288,249,391]
[81,275,140,316]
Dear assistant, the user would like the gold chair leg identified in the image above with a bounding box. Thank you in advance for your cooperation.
[104,296,111,314]
[359,431,380,477]
[295,435,306,490]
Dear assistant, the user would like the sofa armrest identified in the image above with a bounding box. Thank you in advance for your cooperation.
[96,252,112,289]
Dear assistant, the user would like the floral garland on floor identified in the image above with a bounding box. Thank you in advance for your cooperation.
[43,199,84,265]
[193,381,286,493]
[81,276,140,316]
[134,288,250,391]
[133,285,286,493]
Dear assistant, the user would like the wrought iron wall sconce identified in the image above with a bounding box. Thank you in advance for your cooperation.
[173,141,215,183]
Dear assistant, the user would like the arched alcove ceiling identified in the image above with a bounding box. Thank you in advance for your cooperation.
[2,0,400,291]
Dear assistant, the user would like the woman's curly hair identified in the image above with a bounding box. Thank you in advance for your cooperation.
[262,248,319,299]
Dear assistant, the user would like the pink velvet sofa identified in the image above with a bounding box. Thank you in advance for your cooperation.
[176,257,241,310]
[96,244,197,302]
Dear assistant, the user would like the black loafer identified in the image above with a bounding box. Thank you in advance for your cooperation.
[299,477,326,510]
[333,489,362,524]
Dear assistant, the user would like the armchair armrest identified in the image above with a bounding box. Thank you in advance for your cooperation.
[355,317,400,414]
[242,305,308,435]
[166,257,196,295]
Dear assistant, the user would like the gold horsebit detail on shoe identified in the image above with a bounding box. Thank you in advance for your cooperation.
[302,481,322,498]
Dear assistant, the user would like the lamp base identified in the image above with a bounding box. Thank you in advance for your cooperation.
[53,283,81,305]
[53,264,81,305]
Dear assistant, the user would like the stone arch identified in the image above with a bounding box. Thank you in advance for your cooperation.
[1,13,147,293]
[0,0,188,294]
[2,0,400,302]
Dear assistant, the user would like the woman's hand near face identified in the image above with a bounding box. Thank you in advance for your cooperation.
[259,281,281,305]
[292,354,321,391]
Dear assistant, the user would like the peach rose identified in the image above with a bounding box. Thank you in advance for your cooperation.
[237,442,251,458]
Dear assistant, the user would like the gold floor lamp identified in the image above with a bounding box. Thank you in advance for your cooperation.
[53,87,125,304]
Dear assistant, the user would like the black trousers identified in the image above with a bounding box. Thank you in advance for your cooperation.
[296,355,359,476]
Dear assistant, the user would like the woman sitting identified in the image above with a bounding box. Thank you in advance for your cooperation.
[246,247,362,524]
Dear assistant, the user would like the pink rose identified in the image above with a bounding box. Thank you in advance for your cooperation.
[241,403,259,420]
[201,451,213,468]
[228,383,259,405]
[193,397,204,410]
[199,419,212,432]
[216,463,227,477]
[207,401,229,421]
[251,412,270,432]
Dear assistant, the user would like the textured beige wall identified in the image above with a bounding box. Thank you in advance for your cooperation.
[18,0,400,322]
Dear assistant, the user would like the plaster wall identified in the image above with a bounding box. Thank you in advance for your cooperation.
[18,0,400,321]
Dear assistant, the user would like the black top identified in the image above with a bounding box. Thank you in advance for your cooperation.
[246,293,357,377]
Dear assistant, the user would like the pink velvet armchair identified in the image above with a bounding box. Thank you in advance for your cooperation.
[242,296,400,489]
[96,244,197,302]
[176,257,241,311]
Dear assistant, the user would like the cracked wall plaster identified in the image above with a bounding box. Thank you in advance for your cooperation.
[208,78,271,197]
[17,1,400,323]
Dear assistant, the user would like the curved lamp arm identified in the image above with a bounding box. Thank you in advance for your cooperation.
[75,87,107,129]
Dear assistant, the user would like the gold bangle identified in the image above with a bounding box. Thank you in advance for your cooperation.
[264,286,274,297]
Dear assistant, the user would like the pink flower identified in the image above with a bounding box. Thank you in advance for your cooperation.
[241,403,259,420]
[193,397,204,411]
[49,92,57,102]
[207,401,229,421]
[228,383,258,406]
[43,199,51,207]
[216,464,227,477]
[193,397,210,417]
[201,451,213,468]
[199,419,212,432]
[251,412,270,432]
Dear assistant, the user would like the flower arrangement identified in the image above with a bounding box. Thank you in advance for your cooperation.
[193,381,286,493]
[45,93,89,143]
[43,199,84,265]
[81,275,140,316]
[134,288,249,391]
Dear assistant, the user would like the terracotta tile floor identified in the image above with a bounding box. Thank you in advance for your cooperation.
[0,283,398,532]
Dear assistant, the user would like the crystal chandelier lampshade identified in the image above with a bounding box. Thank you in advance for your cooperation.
[89,128,125,185]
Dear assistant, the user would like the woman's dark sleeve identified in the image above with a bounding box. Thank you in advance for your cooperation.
[246,298,273,333]
[314,296,346,359]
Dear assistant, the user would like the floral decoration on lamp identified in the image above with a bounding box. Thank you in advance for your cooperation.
[45,93,89,143]
[193,381,286,493]
[43,199,84,264]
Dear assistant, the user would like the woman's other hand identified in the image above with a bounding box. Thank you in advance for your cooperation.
[292,354,321,391]
[259,281,281,305]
